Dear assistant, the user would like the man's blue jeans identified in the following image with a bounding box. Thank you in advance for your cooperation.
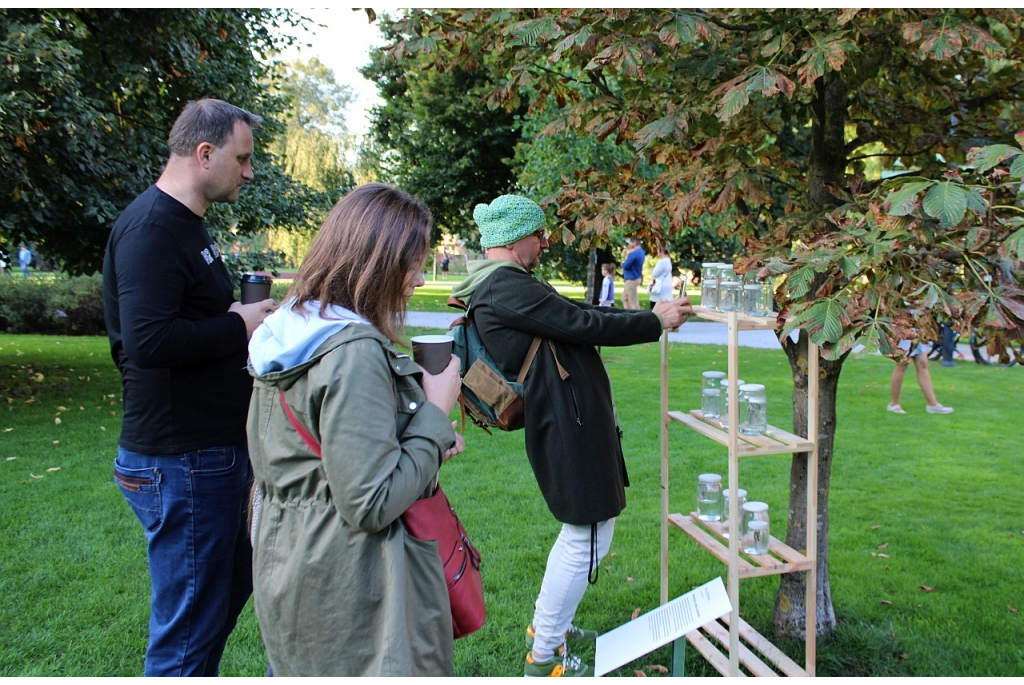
[114,443,253,676]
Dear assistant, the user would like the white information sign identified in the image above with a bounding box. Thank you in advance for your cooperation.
[594,576,731,677]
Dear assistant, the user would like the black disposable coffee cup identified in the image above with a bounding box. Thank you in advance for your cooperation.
[412,334,454,375]
[240,273,273,304]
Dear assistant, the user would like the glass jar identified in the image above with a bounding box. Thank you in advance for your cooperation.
[697,473,723,522]
[739,383,767,436]
[701,370,725,419]
[700,263,719,310]
[717,265,742,312]
[744,520,771,555]
[741,500,769,543]
[721,487,747,539]
[720,378,744,430]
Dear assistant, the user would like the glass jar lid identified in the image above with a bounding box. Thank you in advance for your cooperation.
[702,370,726,379]
[723,488,748,499]
[739,383,765,392]
[698,473,722,483]
[742,501,769,513]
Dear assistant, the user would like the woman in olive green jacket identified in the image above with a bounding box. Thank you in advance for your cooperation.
[246,184,464,676]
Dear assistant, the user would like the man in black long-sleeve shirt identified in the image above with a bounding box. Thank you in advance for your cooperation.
[103,99,274,676]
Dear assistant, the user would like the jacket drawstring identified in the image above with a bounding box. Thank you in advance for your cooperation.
[587,522,599,584]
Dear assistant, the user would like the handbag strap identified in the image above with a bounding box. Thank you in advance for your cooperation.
[278,389,322,458]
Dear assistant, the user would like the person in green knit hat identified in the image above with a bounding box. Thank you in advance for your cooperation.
[453,195,694,677]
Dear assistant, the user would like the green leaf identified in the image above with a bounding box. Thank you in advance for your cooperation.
[1004,226,1024,261]
[922,182,967,228]
[785,265,814,299]
[717,88,749,122]
[885,181,932,216]
[967,144,1021,172]
[838,254,861,279]
[1011,154,1024,179]
[805,298,845,344]
[964,187,988,215]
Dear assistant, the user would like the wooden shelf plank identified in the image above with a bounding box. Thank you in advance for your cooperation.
[686,616,808,677]
[692,306,778,330]
[668,513,812,579]
[685,628,741,677]
[721,615,808,678]
[668,410,815,456]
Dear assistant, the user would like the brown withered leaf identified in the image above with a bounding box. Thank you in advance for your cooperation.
[52,440,59,445]
[877,542,889,550]
[871,525,880,530]
[54,417,61,425]
[627,577,635,582]
[30,473,43,479]
[880,600,892,605]
[3,428,12,432]
[900,653,909,660]
[918,585,935,592]
[631,607,642,620]
[5,457,15,461]
[647,665,669,674]
[47,467,60,472]
[1008,605,1020,615]
[634,670,647,677]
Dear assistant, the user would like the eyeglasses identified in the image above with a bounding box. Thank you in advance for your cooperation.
[532,230,546,240]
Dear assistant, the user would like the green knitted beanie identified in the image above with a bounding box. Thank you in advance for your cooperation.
[473,195,546,249]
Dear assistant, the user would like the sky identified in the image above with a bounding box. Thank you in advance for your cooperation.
[277,8,397,137]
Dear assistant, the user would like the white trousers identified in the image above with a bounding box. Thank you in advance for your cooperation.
[531,518,615,659]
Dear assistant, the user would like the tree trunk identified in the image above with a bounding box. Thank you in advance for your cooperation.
[773,71,848,638]
[774,333,844,637]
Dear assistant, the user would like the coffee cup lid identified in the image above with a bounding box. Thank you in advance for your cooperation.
[241,273,273,284]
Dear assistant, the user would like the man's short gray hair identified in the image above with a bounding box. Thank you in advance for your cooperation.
[167,99,261,157]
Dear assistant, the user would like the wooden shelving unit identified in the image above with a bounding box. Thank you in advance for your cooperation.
[659,306,819,677]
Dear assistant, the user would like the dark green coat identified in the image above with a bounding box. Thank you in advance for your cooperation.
[466,264,663,525]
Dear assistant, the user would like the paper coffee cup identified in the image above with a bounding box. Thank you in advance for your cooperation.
[240,273,273,304]
[412,335,454,375]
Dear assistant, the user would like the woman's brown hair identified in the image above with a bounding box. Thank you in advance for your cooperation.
[287,183,432,342]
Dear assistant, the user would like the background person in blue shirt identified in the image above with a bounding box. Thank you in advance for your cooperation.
[621,238,645,309]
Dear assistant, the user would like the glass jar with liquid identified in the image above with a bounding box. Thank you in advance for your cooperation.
[721,487,747,539]
[744,520,771,555]
[739,383,767,436]
[700,263,720,310]
[697,473,723,522]
[741,501,769,543]
[701,370,725,419]
[720,378,744,430]
[717,265,742,312]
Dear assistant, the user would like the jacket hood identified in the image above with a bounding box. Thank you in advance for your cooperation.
[248,299,370,377]
[450,259,526,307]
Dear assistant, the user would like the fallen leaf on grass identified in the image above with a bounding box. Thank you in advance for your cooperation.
[631,607,642,620]
[3,428,12,432]
[647,665,669,674]
[100,426,106,431]
[32,373,44,382]
[25,397,35,404]
[880,600,892,605]
[54,417,61,425]
[627,577,635,582]
[900,653,909,660]
[57,406,68,411]
[918,585,934,592]
[871,525,880,530]
[30,473,43,479]
[634,670,647,677]
[1009,605,1020,615]
[885,566,890,571]
[870,552,890,558]
[52,440,59,445]
[47,467,60,472]
[877,542,889,550]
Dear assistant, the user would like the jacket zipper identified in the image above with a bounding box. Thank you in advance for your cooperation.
[567,380,583,426]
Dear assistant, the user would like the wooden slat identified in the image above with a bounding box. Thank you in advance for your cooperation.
[685,629,741,677]
[673,513,813,579]
[669,410,815,456]
[668,514,757,575]
[692,306,777,330]
[720,616,809,678]
[701,619,780,677]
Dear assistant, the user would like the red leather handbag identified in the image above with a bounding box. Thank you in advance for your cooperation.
[278,390,485,639]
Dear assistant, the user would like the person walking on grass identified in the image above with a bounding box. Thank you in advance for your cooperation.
[103,98,274,676]
[888,339,954,415]
[452,195,693,677]
[621,238,645,310]
[18,244,31,277]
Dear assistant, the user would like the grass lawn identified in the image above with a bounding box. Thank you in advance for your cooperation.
[1,326,1021,676]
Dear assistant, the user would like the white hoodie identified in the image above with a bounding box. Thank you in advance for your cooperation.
[248,299,369,376]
